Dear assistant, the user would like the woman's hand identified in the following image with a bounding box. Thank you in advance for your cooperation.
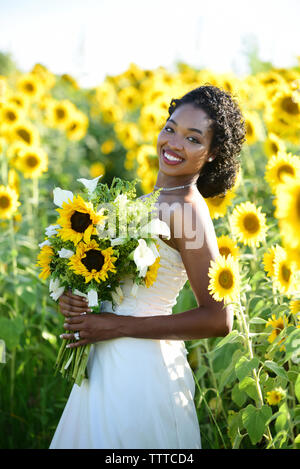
[58,290,126,348]
[60,312,124,348]
[58,290,92,318]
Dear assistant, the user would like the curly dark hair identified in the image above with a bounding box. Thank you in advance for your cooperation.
[168,85,246,198]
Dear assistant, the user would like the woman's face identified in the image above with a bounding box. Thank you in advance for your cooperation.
[156,103,215,178]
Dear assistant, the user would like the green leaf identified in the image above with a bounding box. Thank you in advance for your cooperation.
[264,360,288,380]
[275,402,289,433]
[239,376,259,402]
[235,356,259,381]
[242,404,272,445]
[232,383,247,407]
[0,316,24,350]
[214,330,244,351]
[283,327,300,363]
[295,374,300,404]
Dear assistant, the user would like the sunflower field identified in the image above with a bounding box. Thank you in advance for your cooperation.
[0,55,300,449]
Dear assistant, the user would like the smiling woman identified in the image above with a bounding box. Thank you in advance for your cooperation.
[50,85,246,450]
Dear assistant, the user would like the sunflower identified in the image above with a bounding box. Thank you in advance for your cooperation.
[117,86,141,111]
[273,248,298,296]
[101,139,115,154]
[16,146,48,179]
[208,254,240,303]
[68,240,117,284]
[6,141,27,167]
[289,299,300,318]
[9,120,40,146]
[265,151,300,193]
[205,190,236,220]
[145,254,160,288]
[17,73,44,100]
[114,122,140,150]
[56,195,107,246]
[65,111,89,141]
[217,235,240,260]
[266,388,286,406]
[274,179,300,250]
[244,111,263,145]
[7,92,29,111]
[1,102,24,131]
[100,103,124,124]
[263,132,286,158]
[265,314,289,345]
[46,99,77,130]
[262,244,285,278]
[229,201,268,248]
[273,87,300,127]
[90,162,106,179]
[36,245,54,280]
[0,185,21,219]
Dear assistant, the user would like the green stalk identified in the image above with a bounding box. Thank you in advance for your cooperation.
[203,339,227,421]
[8,217,18,413]
[236,297,275,447]
[191,368,227,449]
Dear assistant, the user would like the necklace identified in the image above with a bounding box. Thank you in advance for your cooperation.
[154,182,197,192]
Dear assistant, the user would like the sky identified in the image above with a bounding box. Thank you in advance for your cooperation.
[0,0,299,87]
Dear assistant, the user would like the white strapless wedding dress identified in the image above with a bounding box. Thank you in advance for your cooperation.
[50,237,201,449]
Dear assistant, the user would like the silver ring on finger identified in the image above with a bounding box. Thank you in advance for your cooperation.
[74,331,80,341]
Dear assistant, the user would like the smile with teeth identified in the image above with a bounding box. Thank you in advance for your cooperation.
[162,150,184,163]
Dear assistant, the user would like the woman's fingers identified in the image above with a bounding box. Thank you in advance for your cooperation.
[58,293,91,317]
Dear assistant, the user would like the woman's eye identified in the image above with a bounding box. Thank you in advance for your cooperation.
[187,136,200,144]
[164,126,173,133]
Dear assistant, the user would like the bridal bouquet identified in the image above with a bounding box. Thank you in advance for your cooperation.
[36,176,170,385]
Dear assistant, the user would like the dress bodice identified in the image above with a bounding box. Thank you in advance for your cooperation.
[100,237,188,317]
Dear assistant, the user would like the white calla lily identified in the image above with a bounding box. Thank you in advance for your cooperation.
[58,248,74,259]
[87,289,98,307]
[53,187,74,207]
[49,278,65,301]
[39,239,51,248]
[140,218,170,239]
[77,175,102,196]
[45,224,61,237]
[133,239,156,277]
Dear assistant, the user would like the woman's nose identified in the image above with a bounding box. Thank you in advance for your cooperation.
[167,134,184,150]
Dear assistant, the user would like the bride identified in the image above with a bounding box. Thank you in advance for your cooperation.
[50,85,245,449]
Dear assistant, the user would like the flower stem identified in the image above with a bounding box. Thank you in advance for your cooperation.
[236,297,275,447]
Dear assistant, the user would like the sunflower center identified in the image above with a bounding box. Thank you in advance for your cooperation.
[271,142,279,153]
[26,155,39,168]
[277,164,294,182]
[219,247,231,257]
[281,97,299,115]
[0,195,11,209]
[6,110,17,122]
[71,211,92,233]
[281,264,291,283]
[218,269,234,289]
[24,82,34,93]
[81,249,104,272]
[69,123,78,131]
[246,122,254,136]
[55,108,66,120]
[243,214,260,233]
[17,128,31,144]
